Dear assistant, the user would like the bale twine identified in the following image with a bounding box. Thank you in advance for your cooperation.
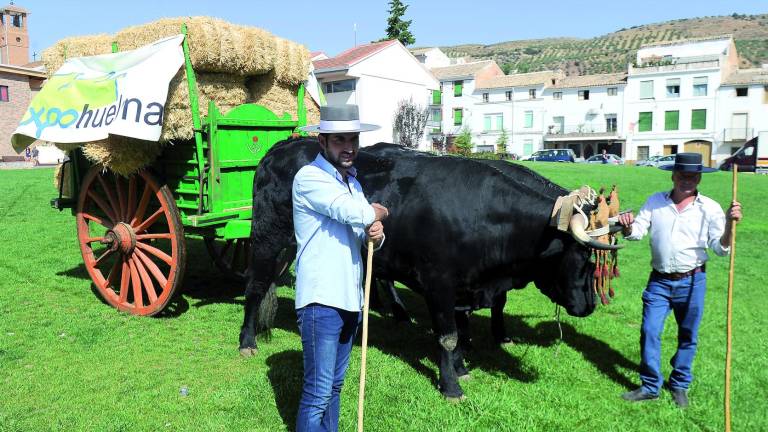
[41,34,114,76]
[81,136,163,176]
[272,36,311,85]
[114,17,276,76]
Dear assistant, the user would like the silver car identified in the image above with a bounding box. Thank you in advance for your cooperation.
[636,154,675,167]
[585,154,625,165]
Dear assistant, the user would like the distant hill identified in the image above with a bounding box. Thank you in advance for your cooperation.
[438,13,768,75]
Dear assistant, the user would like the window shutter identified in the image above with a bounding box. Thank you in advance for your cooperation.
[691,109,706,129]
[454,108,463,125]
[454,81,463,97]
[484,116,491,131]
[496,115,503,130]
[693,77,708,85]
[640,81,654,99]
[664,111,679,130]
[432,90,442,105]
[524,111,533,128]
[638,112,652,132]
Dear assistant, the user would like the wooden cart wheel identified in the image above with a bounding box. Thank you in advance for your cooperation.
[76,166,186,316]
[204,238,251,281]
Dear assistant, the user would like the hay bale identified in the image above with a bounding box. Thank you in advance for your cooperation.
[272,36,310,85]
[114,17,276,76]
[247,74,320,123]
[41,34,114,76]
[53,162,72,198]
[82,136,162,176]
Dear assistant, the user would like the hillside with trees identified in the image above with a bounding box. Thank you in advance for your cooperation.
[439,13,768,75]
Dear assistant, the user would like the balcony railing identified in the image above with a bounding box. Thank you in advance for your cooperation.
[427,121,442,134]
[545,123,619,137]
[722,128,754,142]
[629,60,719,75]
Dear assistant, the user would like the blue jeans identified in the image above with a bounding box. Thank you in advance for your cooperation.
[640,271,706,395]
[295,304,360,432]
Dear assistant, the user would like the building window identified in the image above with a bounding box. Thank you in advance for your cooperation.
[605,114,617,132]
[640,80,654,99]
[552,116,564,133]
[736,87,748,97]
[482,93,489,103]
[524,111,533,128]
[505,91,512,101]
[453,108,463,126]
[431,109,441,123]
[0,85,8,102]
[432,90,442,105]
[454,80,463,97]
[528,89,536,99]
[12,14,23,28]
[637,146,650,161]
[578,90,590,100]
[666,78,680,98]
[638,112,652,132]
[607,87,618,96]
[691,109,707,130]
[693,77,708,96]
[323,79,356,94]
[523,139,534,156]
[664,111,679,131]
[483,113,503,131]
[553,91,562,100]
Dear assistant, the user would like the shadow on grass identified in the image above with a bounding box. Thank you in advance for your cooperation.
[266,349,302,431]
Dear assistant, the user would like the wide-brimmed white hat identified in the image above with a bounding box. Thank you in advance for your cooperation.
[300,104,380,133]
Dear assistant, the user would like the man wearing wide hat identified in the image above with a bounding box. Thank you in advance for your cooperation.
[617,152,742,407]
[293,104,388,431]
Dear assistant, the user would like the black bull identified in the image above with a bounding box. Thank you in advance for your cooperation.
[241,138,615,399]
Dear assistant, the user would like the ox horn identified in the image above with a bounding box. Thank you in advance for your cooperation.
[570,214,624,250]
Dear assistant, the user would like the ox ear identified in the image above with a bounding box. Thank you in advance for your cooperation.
[539,238,565,259]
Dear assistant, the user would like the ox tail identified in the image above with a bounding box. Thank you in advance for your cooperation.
[256,282,279,340]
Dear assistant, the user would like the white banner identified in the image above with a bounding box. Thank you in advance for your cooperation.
[12,35,185,152]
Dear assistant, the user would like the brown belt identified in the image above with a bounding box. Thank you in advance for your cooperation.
[651,265,706,281]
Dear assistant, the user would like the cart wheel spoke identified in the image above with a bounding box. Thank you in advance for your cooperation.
[97,173,121,222]
[136,241,172,265]
[133,208,164,234]
[128,257,143,308]
[133,256,157,304]
[77,167,186,316]
[130,182,152,227]
[135,248,168,288]
[87,189,117,225]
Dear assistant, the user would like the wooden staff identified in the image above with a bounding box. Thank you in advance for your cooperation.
[357,240,374,432]
[725,164,738,432]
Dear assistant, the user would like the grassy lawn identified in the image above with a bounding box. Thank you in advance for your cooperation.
[1,164,766,431]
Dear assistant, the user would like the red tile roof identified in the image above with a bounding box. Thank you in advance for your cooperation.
[313,40,399,71]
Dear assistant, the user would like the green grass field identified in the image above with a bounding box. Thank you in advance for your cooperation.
[1,164,766,431]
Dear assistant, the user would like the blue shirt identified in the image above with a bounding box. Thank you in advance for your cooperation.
[292,153,377,312]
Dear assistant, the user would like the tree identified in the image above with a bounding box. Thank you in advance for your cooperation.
[453,127,474,156]
[383,0,416,46]
[495,129,508,154]
[393,97,429,149]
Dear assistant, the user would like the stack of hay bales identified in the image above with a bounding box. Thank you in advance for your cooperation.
[43,17,320,175]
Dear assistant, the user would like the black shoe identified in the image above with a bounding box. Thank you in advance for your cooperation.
[669,388,689,408]
[621,388,659,402]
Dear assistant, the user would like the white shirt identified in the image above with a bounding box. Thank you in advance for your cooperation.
[292,153,377,312]
[626,191,729,273]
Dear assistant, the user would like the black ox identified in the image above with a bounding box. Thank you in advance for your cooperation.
[240,138,620,399]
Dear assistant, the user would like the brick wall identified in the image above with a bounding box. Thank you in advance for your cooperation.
[0,71,39,158]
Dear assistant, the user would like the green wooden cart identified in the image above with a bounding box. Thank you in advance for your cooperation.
[52,25,307,315]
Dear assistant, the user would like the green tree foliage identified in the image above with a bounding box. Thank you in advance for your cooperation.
[383,0,416,46]
[495,129,508,154]
[454,127,474,155]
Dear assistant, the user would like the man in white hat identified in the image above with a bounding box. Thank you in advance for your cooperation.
[293,104,388,431]
[618,152,742,408]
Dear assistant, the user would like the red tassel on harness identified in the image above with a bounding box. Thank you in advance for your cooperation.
[612,265,620,278]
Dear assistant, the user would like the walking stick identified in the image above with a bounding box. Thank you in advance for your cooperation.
[357,240,374,432]
[725,164,738,432]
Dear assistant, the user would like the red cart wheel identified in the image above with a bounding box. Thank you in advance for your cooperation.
[76,166,186,316]
[204,238,251,281]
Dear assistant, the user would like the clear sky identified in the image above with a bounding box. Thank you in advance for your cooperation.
[16,0,768,61]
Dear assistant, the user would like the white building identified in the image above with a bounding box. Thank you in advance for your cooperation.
[474,71,562,155]
[313,40,439,149]
[542,73,627,159]
[429,60,504,150]
[716,67,768,156]
[624,36,739,166]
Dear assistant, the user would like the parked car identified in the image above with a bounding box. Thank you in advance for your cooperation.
[524,149,577,162]
[636,154,675,168]
[585,154,624,165]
